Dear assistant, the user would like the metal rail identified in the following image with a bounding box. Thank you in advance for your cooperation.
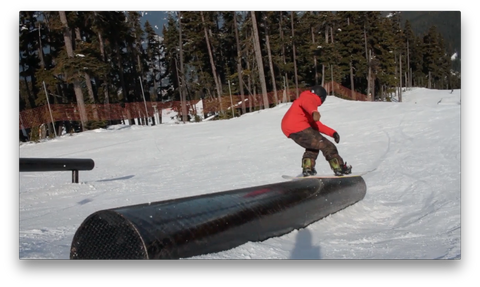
[19,158,95,183]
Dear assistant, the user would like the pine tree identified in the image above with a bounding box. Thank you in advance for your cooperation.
[19,10,461,133]
[290,12,300,98]
[238,12,257,109]
[144,21,165,102]
[177,11,188,122]
[201,11,224,113]
[370,15,397,100]
[335,12,365,99]
[102,12,131,109]
[261,11,278,105]
[272,11,291,99]
[233,12,246,113]
[403,20,416,89]
[81,12,116,108]
[359,11,383,99]
[58,11,88,131]
[162,13,181,102]
[384,11,405,101]
[251,11,269,109]
[315,12,341,92]
[423,26,451,89]
[19,11,41,109]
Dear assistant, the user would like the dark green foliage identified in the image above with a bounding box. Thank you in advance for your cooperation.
[85,120,108,130]
[19,10,460,121]
[217,110,237,120]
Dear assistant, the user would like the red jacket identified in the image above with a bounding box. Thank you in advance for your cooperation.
[281,90,336,138]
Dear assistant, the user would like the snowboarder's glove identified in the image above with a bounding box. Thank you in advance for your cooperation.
[333,132,340,143]
[312,111,320,121]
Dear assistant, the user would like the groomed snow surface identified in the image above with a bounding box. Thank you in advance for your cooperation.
[17,88,469,284]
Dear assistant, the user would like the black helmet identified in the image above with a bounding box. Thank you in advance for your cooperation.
[311,85,327,104]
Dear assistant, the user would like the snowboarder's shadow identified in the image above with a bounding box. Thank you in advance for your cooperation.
[290,228,321,259]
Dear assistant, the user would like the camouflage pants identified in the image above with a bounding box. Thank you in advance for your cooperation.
[289,127,344,165]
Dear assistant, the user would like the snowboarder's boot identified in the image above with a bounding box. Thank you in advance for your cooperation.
[328,158,352,176]
[302,158,317,177]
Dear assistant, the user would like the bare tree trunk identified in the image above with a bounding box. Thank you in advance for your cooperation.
[365,28,371,100]
[350,60,355,100]
[251,11,269,109]
[59,11,88,131]
[84,72,99,120]
[178,12,188,122]
[330,65,334,95]
[371,65,376,101]
[324,26,329,87]
[310,11,318,86]
[75,22,98,119]
[201,11,224,114]
[368,49,372,101]
[291,12,299,98]
[364,27,368,59]
[37,24,45,69]
[399,54,403,102]
[284,72,289,100]
[312,27,318,85]
[407,40,411,89]
[279,13,285,63]
[95,29,111,115]
[264,15,278,105]
[325,26,329,43]
[279,13,289,99]
[322,65,325,86]
[112,39,129,119]
[246,51,252,99]
[89,14,105,61]
[234,12,246,114]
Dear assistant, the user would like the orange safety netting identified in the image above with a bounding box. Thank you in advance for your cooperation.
[19,83,366,130]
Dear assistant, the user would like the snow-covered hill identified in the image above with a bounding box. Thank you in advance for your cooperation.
[16,87,472,285]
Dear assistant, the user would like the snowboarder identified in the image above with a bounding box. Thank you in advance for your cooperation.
[281,85,352,176]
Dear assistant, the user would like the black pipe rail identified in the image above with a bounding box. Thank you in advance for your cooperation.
[70,176,367,259]
[19,158,95,183]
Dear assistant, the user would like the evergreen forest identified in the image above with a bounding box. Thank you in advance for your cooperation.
[19,11,461,139]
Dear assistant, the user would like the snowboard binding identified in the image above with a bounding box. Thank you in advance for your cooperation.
[329,158,352,176]
[302,158,317,177]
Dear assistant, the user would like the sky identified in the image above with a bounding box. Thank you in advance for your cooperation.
[17,87,472,285]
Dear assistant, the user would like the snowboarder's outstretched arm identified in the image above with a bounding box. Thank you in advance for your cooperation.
[306,105,339,142]
[316,120,336,139]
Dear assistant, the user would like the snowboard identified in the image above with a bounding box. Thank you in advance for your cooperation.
[282,171,368,180]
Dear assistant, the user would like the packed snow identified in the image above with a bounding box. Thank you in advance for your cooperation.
[19,87,461,261]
